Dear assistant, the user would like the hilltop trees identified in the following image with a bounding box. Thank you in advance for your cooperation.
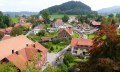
[40,10,50,24]
[40,1,93,15]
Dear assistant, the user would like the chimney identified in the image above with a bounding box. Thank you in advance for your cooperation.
[33,44,35,48]
[12,50,14,54]
[26,43,29,46]
[16,51,19,55]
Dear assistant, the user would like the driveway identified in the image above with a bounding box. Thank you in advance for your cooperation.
[42,45,70,71]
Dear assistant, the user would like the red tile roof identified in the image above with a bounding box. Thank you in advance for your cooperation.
[59,27,74,35]
[71,38,93,47]
[0,35,33,60]
[34,42,48,53]
[7,48,39,71]
[64,27,73,35]
[0,35,48,71]
[7,53,27,71]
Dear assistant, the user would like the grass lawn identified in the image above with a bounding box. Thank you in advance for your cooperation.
[42,41,68,53]
[11,17,19,23]
[87,34,107,40]
[87,34,96,39]
[27,34,41,42]
[45,31,58,37]
[42,24,51,28]
[50,14,78,19]
[69,57,81,68]
[72,32,80,38]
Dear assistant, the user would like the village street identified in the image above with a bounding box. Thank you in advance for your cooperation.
[42,45,70,71]
[25,29,33,36]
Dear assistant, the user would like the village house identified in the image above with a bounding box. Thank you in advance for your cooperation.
[20,17,26,23]
[32,25,44,34]
[14,22,33,29]
[0,27,13,35]
[68,16,78,23]
[0,35,48,71]
[71,38,93,56]
[41,37,53,42]
[58,27,74,39]
[52,19,63,28]
[47,28,58,33]
[90,21,101,28]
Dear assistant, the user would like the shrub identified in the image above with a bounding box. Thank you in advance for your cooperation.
[10,27,23,36]
[37,30,45,36]
[52,40,60,44]
[63,53,75,66]
[57,63,68,72]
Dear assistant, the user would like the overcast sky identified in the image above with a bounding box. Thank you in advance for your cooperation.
[0,0,120,12]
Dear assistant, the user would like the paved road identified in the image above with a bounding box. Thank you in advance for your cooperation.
[25,29,33,36]
[42,45,70,71]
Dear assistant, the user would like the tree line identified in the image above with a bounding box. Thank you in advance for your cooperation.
[0,11,12,28]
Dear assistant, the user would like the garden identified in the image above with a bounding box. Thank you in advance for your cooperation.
[41,38,71,53]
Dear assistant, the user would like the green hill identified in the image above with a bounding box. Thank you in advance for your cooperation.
[40,1,93,15]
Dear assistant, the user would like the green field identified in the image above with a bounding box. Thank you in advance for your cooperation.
[11,17,19,23]
[72,32,80,38]
[50,14,78,19]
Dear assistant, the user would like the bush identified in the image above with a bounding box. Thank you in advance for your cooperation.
[57,63,68,72]
[37,30,45,36]
[63,53,75,66]
[0,33,4,40]
[50,46,54,51]
[10,27,23,36]
[0,62,17,72]
[52,40,60,44]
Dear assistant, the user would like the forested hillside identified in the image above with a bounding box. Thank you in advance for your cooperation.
[40,1,94,15]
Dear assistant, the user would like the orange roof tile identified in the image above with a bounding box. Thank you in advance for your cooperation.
[59,27,73,35]
[0,35,33,60]
[34,42,48,53]
[0,35,48,71]
[71,38,93,47]
[7,54,27,71]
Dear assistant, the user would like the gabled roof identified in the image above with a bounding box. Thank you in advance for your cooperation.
[7,48,39,71]
[59,27,73,35]
[34,42,48,53]
[0,35,48,71]
[91,21,101,26]
[0,35,33,60]
[55,19,63,25]
[71,38,93,47]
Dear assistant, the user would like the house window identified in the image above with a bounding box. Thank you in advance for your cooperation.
[73,50,77,54]
[83,52,85,55]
